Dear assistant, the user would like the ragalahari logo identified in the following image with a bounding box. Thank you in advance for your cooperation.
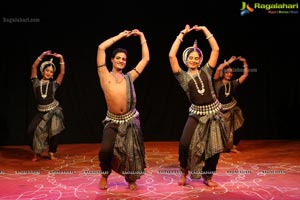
[240,2,255,16]
[240,2,298,15]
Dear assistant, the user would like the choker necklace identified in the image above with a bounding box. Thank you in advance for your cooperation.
[188,70,205,95]
[111,72,124,84]
[40,79,49,99]
[224,81,231,97]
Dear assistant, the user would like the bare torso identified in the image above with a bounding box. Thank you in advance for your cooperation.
[101,73,128,114]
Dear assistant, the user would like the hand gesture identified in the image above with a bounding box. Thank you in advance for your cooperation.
[52,53,63,59]
[180,24,192,35]
[228,56,237,63]
[119,30,132,38]
[130,29,143,37]
[41,50,52,57]
[237,56,246,62]
[191,25,205,32]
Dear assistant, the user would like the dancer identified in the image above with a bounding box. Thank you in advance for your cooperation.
[27,50,65,161]
[168,24,228,187]
[214,56,249,153]
[97,29,150,190]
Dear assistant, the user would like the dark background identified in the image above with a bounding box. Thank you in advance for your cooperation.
[1,1,299,145]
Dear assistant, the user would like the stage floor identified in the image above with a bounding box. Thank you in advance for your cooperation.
[1,140,300,200]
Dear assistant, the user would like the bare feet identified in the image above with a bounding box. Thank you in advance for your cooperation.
[230,148,240,153]
[99,176,108,190]
[31,153,41,162]
[128,182,137,190]
[178,173,187,186]
[203,179,218,187]
[48,152,57,160]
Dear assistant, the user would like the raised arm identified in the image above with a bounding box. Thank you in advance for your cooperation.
[192,25,220,68]
[128,29,150,81]
[237,56,249,84]
[31,50,52,79]
[168,24,192,73]
[97,30,131,82]
[52,53,65,85]
[214,56,237,80]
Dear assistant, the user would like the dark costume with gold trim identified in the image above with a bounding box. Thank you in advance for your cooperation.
[27,78,65,154]
[175,63,228,180]
[214,79,244,149]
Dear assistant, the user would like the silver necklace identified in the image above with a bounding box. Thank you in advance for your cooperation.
[224,81,231,97]
[40,80,49,99]
[188,70,205,95]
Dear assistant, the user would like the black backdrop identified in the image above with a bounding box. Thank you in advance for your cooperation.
[1,2,299,145]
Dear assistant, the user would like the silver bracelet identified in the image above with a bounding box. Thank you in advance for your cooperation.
[176,36,183,42]
[141,40,147,45]
[206,34,214,40]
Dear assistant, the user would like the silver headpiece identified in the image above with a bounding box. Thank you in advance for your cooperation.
[40,58,56,73]
[182,40,203,67]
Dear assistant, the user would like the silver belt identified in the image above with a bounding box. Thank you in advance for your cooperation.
[189,100,222,115]
[105,109,139,124]
[37,100,59,112]
[222,99,237,111]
